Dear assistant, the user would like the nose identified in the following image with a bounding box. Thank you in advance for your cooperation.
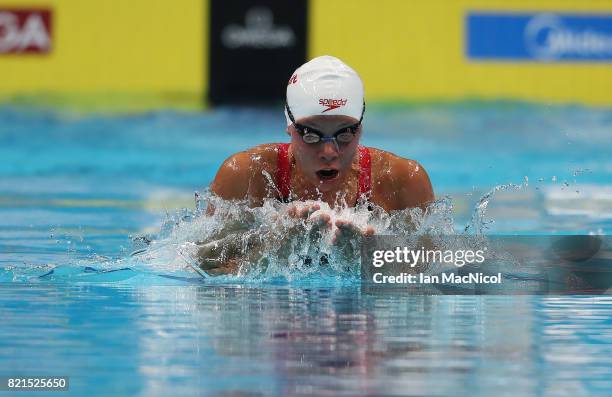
[318,140,339,162]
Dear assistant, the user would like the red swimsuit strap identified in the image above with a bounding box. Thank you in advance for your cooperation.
[276,143,291,201]
[276,143,372,202]
[358,146,372,198]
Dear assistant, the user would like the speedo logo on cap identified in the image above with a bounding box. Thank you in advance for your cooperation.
[319,98,347,113]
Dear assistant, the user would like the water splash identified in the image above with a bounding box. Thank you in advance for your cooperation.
[0,181,537,284]
[464,183,525,235]
[128,182,516,282]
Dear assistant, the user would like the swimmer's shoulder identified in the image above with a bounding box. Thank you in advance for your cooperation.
[367,147,434,210]
[211,144,280,203]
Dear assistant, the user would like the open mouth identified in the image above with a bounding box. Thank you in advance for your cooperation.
[316,169,339,181]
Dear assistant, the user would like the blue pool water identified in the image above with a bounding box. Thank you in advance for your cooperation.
[1,104,611,396]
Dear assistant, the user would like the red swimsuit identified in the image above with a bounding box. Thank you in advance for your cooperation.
[275,143,372,203]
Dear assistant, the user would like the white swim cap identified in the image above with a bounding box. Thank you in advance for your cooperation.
[285,55,365,126]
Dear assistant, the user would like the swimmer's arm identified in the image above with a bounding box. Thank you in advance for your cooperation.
[209,146,275,210]
[210,151,254,202]
[198,151,271,273]
[393,160,436,261]
[196,153,252,273]
[392,159,435,211]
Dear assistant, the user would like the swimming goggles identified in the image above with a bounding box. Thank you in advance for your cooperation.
[285,101,365,145]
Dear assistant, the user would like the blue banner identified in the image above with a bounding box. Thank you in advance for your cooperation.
[466,13,612,61]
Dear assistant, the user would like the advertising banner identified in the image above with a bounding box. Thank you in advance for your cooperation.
[467,12,612,61]
[208,0,307,105]
[0,9,52,55]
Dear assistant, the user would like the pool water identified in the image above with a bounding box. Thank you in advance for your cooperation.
[1,103,611,396]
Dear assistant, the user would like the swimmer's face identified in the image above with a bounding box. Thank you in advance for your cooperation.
[287,115,362,192]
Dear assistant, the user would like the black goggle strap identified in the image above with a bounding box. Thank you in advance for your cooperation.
[359,100,366,124]
[285,100,366,126]
[285,103,296,125]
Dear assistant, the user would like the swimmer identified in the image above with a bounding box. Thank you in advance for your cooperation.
[198,55,434,274]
